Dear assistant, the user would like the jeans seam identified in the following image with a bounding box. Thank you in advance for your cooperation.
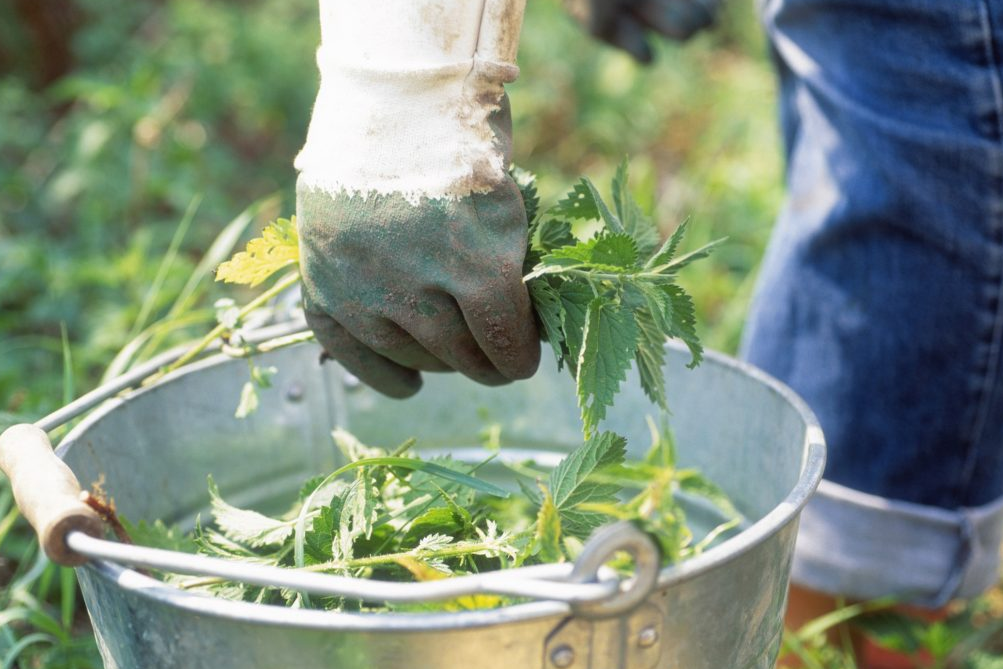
[960,0,1003,494]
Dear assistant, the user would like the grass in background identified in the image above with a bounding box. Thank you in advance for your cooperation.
[1,0,1001,667]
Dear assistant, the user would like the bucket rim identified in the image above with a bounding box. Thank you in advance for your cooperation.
[61,341,825,631]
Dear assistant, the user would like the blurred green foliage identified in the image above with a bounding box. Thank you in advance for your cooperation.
[2,2,1003,667]
[0,0,781,666]
[0,0,781,422]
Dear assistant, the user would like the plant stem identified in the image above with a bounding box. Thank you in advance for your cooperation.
[141,271,301,387]
[309,540,510,571]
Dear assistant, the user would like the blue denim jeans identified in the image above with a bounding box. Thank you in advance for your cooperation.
[743,0,1003,605]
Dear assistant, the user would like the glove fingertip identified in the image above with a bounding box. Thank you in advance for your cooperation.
[306,310,423,400]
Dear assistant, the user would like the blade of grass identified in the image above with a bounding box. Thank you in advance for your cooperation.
[59,567,76,631]
[128,194,202,342]
[796,597,898,641]
[0,608,68,643]
[0,505,19,553]
[1,632,56,669]
[60,324,74,406]
[780,633,826,669]
[102,308,215,382]
[167,194,279,321]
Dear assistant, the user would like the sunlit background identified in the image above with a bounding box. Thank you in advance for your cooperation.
[0,1,794,666]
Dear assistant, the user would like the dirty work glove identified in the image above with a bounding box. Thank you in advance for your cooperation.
[574,0,720,63]
[295,0,540,399]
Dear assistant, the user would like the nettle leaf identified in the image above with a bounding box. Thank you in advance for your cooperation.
[536,218,575,252]
[549,432,625,508]
[338,473,377,562]
[577,299,639,433]
[208,476,294,547]
[121,518,197,554]
[634,309,668,411]
[303,502,340,566]
[558,281,592,369]
[551,179,600,221]
[528,280,566,369]
[612,159,660,258]
[403,507,468,547]
[583,178,625,234]
[662,284,703,368]
[644,220,725,275]
[645,219,690,271]
[544,233,638,271]
[547,432,626,539]
[512,166,540,224]
[216,217,299,287]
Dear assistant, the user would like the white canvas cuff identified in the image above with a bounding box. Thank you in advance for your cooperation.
[295,0,527,203]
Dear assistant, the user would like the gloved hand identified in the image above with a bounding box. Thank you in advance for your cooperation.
[295,0,540,399]
[578,0,720,63]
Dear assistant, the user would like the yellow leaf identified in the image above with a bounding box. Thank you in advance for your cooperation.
[393,556,502,611]
[393,555,449,582]
[535,483,564,564]
[216,217,300,287]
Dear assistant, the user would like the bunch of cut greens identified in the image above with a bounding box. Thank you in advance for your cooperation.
[124,162,736,612]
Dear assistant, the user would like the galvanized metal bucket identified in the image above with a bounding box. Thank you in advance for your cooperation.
[11,337,824,669]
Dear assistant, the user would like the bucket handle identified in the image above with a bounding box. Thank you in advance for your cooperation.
[0,420,660,616]
[0,424,105,566]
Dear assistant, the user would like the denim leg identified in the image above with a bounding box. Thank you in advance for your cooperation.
[744,0,1003,603]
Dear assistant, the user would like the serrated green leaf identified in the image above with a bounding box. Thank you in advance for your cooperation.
[216,217,299,287]
[536,218,575,251]
[551,179,599,221]
[548,431,626,511]
[643,219,724,275]
[577,299,638,433]
[559,507,613,539]
[612,159,660,257]
[518,478,544,506]
[303,503,339,566]
[298,475,328,501]
[528,280,566,370]
[403,507,467,546]
[558,281,592,370]
[512,166,540,224]
[534,484,564,563]
[338,473,377,561]
[208,476,294,547]
[120,518,197,554]
[582,177,625,234]
[544,232,638,271]
[649,238,727,275]
[662,284,703,368]
[635,309,668,411]
[644,220,689,271]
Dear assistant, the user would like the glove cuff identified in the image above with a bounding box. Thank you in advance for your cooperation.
[296,0,526,204]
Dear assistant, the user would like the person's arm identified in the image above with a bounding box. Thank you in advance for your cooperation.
[296,0,539,398]
[572,0,720,63]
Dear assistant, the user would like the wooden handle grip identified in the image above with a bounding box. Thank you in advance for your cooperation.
[0,424,104,566]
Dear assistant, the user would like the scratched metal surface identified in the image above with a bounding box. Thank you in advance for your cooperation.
[60,341,824,669]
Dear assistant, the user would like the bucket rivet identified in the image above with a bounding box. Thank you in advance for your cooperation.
[637,626,659,648]
[550,645,575,667]
[285,383,305,403]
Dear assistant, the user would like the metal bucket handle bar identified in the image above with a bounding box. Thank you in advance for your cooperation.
[0,327,661,619]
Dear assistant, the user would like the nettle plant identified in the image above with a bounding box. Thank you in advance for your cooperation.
[125,162,736,611]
